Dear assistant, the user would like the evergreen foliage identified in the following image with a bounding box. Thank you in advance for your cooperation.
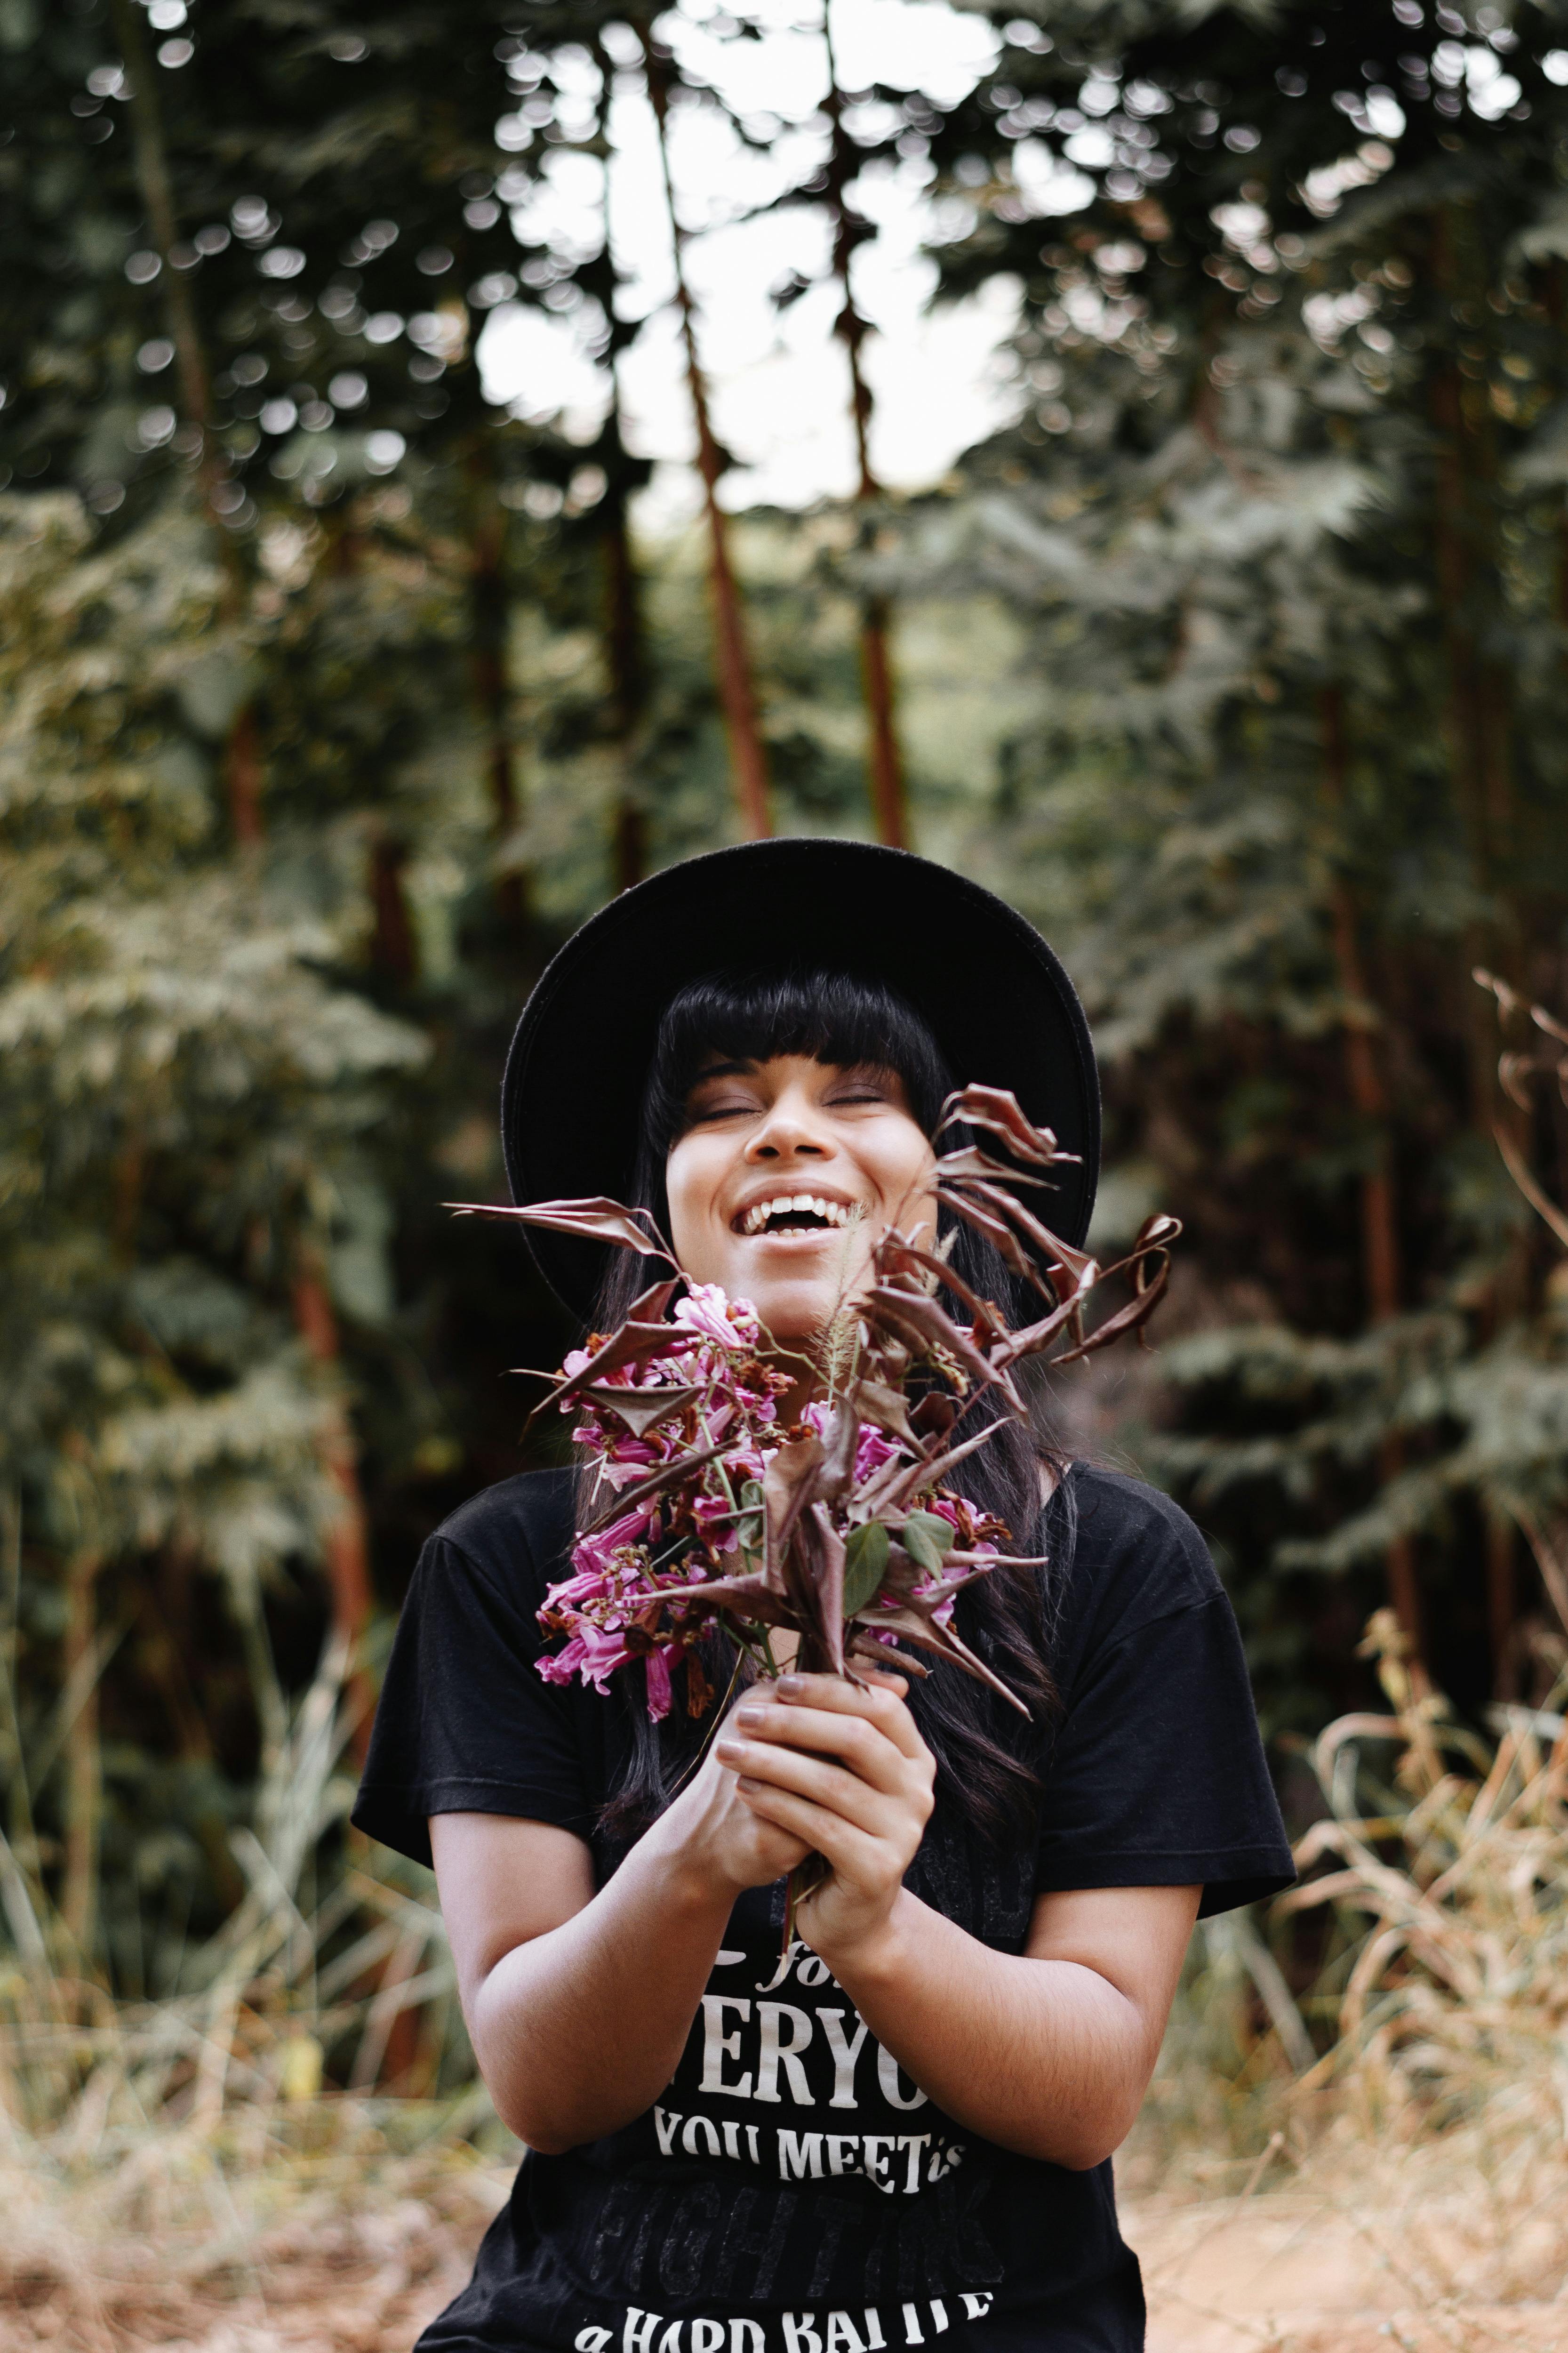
[876,0,1568,1725]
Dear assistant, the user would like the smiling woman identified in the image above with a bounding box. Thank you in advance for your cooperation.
[352,841,1294,2353]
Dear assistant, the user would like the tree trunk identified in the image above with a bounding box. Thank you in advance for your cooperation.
[1319,688,1424,1667]
[603,469,649,891]
[1430,206,1530,1685]
[646,45,771,840]
[469,450,528,932]
[110,0,264,856]
[291,1256,376,1758]
[369,831,418,983]
[822,5,908,849]
[224,701,264,847]
[588,39,655,893]
[858,598,905,849]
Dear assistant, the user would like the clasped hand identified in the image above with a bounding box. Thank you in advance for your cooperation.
[700,1668,936,1963]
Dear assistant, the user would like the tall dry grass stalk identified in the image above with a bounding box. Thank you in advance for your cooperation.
[1282,1609,1568,2147]
[1127,1607,1568,2334]
[0,1634,508,2345]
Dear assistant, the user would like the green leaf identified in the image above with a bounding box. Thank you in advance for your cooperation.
[737,1478,766,1558]
[903,1511,954,1575]
[842,1519,890,1616]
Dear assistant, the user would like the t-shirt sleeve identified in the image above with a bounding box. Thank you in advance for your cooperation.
[351,1518,597,1871]
[1035,1498,1296,1918]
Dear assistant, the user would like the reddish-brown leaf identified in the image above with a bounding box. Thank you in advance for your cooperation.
[942,1178,1097,1290]
[846,1376,920,1448]
[577,1383,704,1438]
[446,1195,672,1258]
[934,1145,1053,1189]
[647,1570,798,1625]
[848,1600,1029,1712]
[763,1433,825,1573]
[803,1504,848,1674]
[816,1403,861,1503]
[582,1440,733,1534]
[937,1084,1080,1170]
[863,1285,1024,1417]
[878,1239,1009,1344]
[859,1420,1006,1518]
[524,1291,686,1423]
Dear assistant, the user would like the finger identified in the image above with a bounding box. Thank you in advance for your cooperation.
[734,1779,887,1877]
[720,1705,919,1799]
[719,1738,902,1834]
[732,1743,931,1856]
[772,1671,929,1764]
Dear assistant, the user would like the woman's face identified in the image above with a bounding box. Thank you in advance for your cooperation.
[665,1054,937,1347]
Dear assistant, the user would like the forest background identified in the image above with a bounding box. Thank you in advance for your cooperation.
[5,0,1568,2340]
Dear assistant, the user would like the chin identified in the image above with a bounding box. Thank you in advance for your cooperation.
[740,1281,838,1346]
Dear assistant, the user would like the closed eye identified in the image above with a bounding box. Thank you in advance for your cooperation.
[688,1095,761,1123]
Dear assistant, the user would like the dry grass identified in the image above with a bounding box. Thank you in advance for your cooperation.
[1125,1611,1568,2348]
[0,2099,508,2352]
[0,1637,507,2348]
[4,1614,1568,2348]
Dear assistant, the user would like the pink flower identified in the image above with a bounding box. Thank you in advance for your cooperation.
[568,1506,656,1579]
[855,1424,899,1479]
[644,1647,675,1721]
[691,1491,741,1552]
[674,1283,760,1351]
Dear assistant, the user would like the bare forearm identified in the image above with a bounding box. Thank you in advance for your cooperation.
[471,1825,735,2152]
[825,1893,1153,2169]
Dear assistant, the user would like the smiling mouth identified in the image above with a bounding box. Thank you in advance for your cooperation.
[735,1193,856,1238]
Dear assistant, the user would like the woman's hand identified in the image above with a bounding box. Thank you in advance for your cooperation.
[713,1669,935,1965]
[653,1693,813,1896]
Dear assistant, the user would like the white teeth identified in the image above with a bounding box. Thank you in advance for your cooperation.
[739,1195,851,1234]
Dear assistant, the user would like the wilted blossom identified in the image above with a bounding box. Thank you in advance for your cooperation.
[536,1286,794,1719]
[507,1083,1178,1724]
[534,1277,1012,1720]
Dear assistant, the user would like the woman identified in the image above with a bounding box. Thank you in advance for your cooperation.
[354,839,1294,2353]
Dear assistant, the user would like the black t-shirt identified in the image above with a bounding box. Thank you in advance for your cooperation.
[353,1464,1294,2353]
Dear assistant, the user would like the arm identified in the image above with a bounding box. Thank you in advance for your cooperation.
[716,1673,1200,2169]
[430,1727,810,2154]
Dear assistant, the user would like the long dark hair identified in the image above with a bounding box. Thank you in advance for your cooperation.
[584,967,1076,1850]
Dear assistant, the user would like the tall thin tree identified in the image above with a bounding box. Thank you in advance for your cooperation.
[821,1,908,850]
[590,29,654,891]
[645,34,772,840]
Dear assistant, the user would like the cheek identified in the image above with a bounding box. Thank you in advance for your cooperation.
[665,1140,729,1268]
[869,1124,936,1212]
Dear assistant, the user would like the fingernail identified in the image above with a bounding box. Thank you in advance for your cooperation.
[715,1737,743,1758]
[735,1704,766,1727]
[777,1674,805,1697]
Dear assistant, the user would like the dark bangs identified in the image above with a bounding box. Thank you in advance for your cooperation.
[645,969,953,1160]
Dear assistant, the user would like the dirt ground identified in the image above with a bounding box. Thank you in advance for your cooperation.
[1130,2193,1568,2353]
[3,2157,1566,2351]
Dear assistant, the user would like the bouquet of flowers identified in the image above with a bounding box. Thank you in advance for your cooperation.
[452,1086,1178,1724]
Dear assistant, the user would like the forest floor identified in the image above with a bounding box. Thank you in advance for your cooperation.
[1,2119,1565,2353]
[1132,2190,1568,2353]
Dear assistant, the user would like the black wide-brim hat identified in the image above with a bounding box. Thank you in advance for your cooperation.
[502,839,1100,1320]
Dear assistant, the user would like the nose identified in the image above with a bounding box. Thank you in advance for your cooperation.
[744,1089,832,1165]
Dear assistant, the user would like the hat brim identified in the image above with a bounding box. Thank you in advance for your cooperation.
[501,839,1100,1321]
